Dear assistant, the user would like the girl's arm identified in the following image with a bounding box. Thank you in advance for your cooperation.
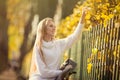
[59,7,88,53]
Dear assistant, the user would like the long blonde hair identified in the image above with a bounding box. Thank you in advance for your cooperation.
[35,17,53,65]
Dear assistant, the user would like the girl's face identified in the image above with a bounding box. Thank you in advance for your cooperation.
[45,20,56,37]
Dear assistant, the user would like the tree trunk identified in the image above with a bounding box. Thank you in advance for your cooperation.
[19,10,34,70]
[0,0,9,73]
[54,0,63,26]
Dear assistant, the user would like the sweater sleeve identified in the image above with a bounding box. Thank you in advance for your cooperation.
[33,46,62,78]
[59,23,84,53]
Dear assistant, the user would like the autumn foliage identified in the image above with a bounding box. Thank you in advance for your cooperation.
[56,0,120,38]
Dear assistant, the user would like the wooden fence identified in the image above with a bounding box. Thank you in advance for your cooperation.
[68,15,120,80]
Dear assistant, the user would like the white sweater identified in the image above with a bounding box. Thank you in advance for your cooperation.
[29,23,84,80]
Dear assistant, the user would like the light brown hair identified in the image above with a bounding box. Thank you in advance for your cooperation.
[35,17,53,65]
[29,17,54,76]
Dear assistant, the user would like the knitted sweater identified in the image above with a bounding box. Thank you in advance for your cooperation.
[29,23,84,80]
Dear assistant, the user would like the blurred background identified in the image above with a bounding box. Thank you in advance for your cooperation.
[0,0,120,80]
[0,0,81,80]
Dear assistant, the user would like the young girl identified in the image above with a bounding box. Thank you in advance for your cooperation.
[29,7,88,80]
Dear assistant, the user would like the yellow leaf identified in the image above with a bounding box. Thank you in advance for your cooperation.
[92,48,98,55]
[87,58,91,63]
[85,14,91,20]
[87,63,92,73]
[97,51,101,60]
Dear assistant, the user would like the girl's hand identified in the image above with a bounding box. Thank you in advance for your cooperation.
[80,7,91,23]
[62,64,72,74]
[82,7,90,16]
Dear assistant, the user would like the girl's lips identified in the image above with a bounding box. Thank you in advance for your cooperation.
[52,30,55,33]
